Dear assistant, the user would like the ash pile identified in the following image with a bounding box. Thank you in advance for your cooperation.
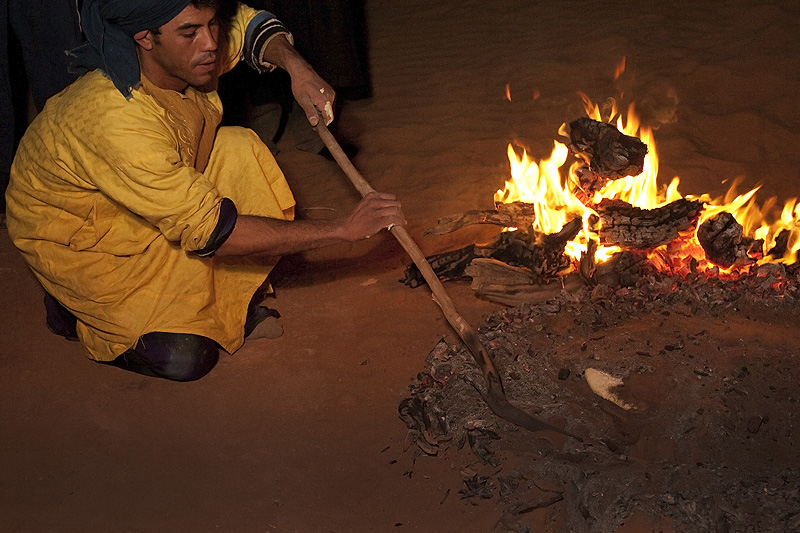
[399,263,800,533]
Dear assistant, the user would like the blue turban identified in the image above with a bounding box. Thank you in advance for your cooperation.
[69,0,193,98]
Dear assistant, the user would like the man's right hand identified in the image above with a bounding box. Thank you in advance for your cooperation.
[340,192,406,242]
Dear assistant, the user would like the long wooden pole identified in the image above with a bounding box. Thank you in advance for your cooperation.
[314,118,581,441]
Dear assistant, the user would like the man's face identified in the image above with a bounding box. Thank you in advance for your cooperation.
[138,5,220,92]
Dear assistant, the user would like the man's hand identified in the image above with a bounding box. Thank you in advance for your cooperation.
[340,192,407,241]
[261,34,335,126]
[289,67,335,127]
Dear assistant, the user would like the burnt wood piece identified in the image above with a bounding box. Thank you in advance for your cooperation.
[465,258,566,306]
[579,238,598,285]
[748,238,766,261]
[569,117,648,179]
[470,273,583,307]
[424,202,537,236]
[696,211,756,268]
[574,165,610,199]
[767,229,790,259]
[403,218,583,288]
[465,258,540,288]
[470,251,648,306]
[596,250,650,288]
[596,198,703,250]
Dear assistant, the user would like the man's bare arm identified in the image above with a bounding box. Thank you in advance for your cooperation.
[215,192,405,257]
[259,34,334,126]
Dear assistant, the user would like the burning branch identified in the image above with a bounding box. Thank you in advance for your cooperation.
[596,198,704,250]
[568,117,649,180]
[423,202,536,236]
[404,218,582,288]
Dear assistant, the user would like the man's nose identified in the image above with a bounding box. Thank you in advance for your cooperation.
[199,26,218,51]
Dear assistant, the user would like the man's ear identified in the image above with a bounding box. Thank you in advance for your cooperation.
[133,29,154,51]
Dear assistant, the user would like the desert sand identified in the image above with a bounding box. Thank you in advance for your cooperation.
[3,1,800,531]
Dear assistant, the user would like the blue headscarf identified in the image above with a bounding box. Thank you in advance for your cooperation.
[69,0,193,98]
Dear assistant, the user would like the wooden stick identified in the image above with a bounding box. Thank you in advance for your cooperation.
[314,117,582,441]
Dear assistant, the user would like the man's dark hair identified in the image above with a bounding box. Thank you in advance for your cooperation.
[149,0,226,36]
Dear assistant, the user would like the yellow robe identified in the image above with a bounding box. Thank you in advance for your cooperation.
[5,6,295,361]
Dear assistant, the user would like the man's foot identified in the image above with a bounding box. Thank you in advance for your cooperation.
[247,316,283,339]
[244,305,282,339]
[44,293,79,341]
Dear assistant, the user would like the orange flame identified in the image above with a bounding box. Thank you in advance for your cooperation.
[495,93,800,271]
[614,57,626,80]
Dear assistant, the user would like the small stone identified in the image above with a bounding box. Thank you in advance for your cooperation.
[747,415,764,434]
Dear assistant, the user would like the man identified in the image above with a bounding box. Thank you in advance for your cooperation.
[4,0,405,381]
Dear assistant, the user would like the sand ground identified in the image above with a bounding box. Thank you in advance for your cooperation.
[3,1,800,531]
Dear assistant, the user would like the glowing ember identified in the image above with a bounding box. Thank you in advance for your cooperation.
[495,79,800,272]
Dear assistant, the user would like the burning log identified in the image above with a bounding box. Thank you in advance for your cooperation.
[568,117,648,180]
[696,212,755,268]
[423,197,703,254]
[767,229,790,259]
[468,251,648,306]
[403,218,582,288]
[596,198,703,250]
[423,202,536,236]
[697,213,799,268]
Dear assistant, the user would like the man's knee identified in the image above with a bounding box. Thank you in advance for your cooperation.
[158,334,219,381]
[117,332,220,382]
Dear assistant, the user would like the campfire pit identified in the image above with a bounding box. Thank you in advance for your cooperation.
[396,88,800,531]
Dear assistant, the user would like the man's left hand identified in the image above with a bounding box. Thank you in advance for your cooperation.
[291,68,335,126]
[261,34,336,126]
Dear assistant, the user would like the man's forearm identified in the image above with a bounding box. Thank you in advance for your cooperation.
[215,214,350,257]
[260,34,312,79]
[214,192,405,258]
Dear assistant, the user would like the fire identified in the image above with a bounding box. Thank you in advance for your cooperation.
[495,87,800,272]
[613,57,626,81]
[496,141,612,262]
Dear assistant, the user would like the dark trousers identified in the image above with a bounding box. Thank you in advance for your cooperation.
[44,291,275,382]
[1,0,82,212]
[45,293,220,382]
[109,332,220,382]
